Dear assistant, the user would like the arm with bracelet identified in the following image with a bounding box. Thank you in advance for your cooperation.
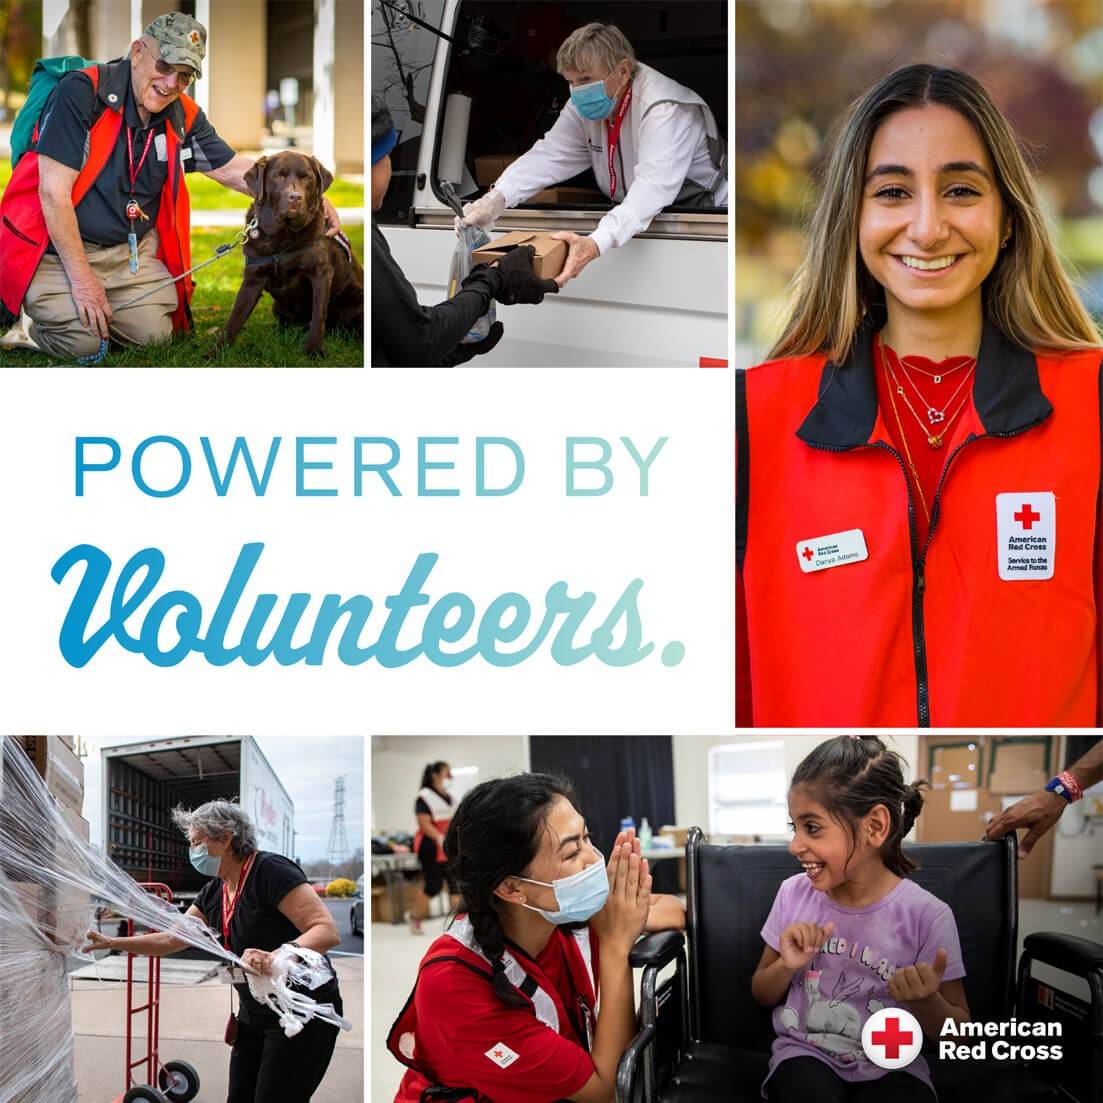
[985,739,1103,857]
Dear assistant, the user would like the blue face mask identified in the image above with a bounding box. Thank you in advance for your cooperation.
[569,68,628,121]
[517,853,609,924]
[189,842,222,878]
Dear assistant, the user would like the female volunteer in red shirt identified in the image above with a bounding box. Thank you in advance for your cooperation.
[388,773,685,1102]
[736,63,1103,727]
[408,761,461,935]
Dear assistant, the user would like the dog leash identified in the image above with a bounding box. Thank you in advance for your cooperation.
[76,218,260,365]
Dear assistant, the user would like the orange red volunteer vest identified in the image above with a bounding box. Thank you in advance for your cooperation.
[0,62,199,332]
[736,321,1103,727]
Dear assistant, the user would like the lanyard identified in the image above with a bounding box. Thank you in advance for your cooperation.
[605,83,633,200]
[126,125,156,198]
[221,852,257,950]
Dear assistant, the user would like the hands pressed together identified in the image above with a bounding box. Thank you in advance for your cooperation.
[588,828,652,954]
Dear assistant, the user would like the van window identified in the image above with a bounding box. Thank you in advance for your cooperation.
[432,1,727,234]
[372,0,448,226]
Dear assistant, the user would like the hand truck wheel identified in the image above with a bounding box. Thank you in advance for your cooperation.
[159,1059,201,1102]
[122,1087,169,1103]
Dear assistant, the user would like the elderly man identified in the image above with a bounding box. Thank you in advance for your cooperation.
[0,11,340,360]
[459,21,726,287]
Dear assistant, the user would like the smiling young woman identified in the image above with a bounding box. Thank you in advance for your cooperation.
[736,64,1102,728]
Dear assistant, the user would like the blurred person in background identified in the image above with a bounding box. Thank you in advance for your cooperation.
[737,64,1102,729]
[407,761,460,935]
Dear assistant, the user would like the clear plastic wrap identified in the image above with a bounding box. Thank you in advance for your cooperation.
[246,943,353,1037]
[0,737,349,1103]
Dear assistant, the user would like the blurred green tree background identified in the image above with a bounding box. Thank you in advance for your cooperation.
[735,0,1103,364]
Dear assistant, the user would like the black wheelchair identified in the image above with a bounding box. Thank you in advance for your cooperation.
[617,830,1103,1103]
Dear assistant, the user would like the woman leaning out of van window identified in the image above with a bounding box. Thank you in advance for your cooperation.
[736,64,1103,729]
[83,800,344,1103]
[388,773,686,1103]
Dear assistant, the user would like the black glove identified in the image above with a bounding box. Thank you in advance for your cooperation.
[441,321,505,366]
[493,245,559,305]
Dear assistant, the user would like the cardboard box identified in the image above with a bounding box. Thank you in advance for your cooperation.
[988,739,1049,795]
[474,154,519,187]
[45,739,84,815]
[473,231,568,280]
[370,876,420,924]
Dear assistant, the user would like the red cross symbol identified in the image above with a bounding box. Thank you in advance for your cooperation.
[493,1050,503,1058]
[871,1017,914,1060]
[1014,503,1040,530]
[801,547,814,561]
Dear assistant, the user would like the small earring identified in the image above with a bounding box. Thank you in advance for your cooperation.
[1000,235,1010,249]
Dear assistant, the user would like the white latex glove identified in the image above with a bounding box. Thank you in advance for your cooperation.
[455,188,507,232]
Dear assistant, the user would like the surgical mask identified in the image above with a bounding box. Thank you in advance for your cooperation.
[441,778,454,793]
[189,843,222,877]
[517,853,608,924]
[569,68,627,121]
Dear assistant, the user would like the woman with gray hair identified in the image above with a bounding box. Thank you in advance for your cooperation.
[459,21,727,288]
[83,798,343,1102]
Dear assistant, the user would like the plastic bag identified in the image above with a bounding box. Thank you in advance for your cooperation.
[0,737,350,1102]
[247,943,353,1038]
[441,181,496,345]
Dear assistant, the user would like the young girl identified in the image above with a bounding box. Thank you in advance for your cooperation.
[388,772,685,1102]
[752,736,969,1101]
[736,64,1102,728]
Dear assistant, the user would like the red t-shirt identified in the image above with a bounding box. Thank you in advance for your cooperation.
[874,335,976,546]
[394,929,596,1103]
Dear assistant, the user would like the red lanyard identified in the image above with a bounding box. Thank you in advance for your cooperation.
[606,83,633,200]
[126,125,156,198]
[221,852,257,950]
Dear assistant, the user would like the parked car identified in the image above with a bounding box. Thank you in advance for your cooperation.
[350,896,364,937]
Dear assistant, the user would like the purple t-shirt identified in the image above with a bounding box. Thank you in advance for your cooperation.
[760,873,965,1096]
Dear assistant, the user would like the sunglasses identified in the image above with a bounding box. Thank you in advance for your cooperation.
[140,40,196,88]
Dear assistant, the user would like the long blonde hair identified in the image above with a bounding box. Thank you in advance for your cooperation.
[769,64,1101,363]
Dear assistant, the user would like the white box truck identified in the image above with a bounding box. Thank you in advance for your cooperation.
[101,736,294,905]
[373,0,729,366]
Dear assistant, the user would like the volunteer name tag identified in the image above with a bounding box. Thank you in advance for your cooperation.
[796,529,868,573]
[180,146,193,162]
[155,133,168,161]
[996,492,1055,580]
[485,1042,520,1069]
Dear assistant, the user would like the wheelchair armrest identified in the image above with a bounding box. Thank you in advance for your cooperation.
[616,1023,655,1103]
[1023,932,1103,976]
[630,930,684,970]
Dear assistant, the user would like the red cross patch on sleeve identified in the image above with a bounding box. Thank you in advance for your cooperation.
[484,1042,520,1069]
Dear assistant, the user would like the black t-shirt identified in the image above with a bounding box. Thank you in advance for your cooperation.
[194,851,338,1026]
[34,59,234,251]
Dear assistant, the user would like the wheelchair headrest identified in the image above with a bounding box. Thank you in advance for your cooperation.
[686,833,1017,1049]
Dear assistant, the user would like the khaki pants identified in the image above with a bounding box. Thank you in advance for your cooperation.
[24,228,180,359]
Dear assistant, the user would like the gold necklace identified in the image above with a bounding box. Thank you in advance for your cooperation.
[884,354,973,449]
[881,352,931,526]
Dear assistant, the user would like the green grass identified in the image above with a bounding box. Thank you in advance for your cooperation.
[1,224,364,367]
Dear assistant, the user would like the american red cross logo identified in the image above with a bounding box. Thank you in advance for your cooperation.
[1014,503,1040,529]
[801,547,814,561]
[871,1016,914,1060]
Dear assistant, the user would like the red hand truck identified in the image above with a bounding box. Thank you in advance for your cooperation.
[109,883,201,1103]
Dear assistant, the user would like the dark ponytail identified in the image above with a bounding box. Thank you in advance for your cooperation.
[444,772,579,1008]
[420,762,449,791]
[791,735,929,876]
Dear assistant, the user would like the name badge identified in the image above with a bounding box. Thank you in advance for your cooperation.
[996,492,1055,580]
[154,133,168,161]
[218,965,247,984]
[796,529,868,573]
[180,146,193,162]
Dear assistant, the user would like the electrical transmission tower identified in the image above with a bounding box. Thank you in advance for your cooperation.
[326,775,349,876]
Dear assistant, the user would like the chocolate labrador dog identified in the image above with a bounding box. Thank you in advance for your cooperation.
[221,151,363,358]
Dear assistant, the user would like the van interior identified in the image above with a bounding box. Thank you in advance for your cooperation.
[433,1,727,220]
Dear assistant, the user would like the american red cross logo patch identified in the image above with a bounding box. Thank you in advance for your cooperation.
[485,1042,520,1068]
